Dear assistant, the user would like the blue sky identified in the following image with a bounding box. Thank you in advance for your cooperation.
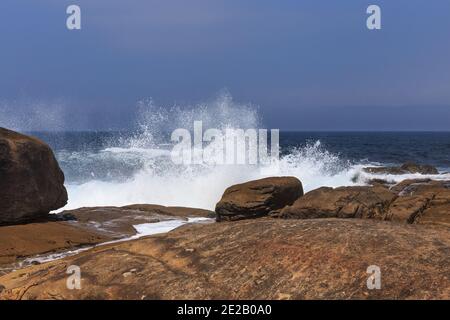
[0,0,449,130]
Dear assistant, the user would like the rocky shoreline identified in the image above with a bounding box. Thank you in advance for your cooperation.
[0,204,214,274]
[0,128,449,299]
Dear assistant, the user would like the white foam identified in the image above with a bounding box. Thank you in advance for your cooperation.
[101,147,171,157]
[63,139,360,211]
[57,94,450,212]
[132,217,213,237]
[355,170,450,185]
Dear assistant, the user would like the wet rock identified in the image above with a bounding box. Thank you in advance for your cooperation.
[0,204,214,271]
[363,162,439,175]
[215,177,303,221]
[58,204,215,236]
[0,128,68,225]
[400,162,439,174]
[363,166,405,175]
[366,178,394,187]
[0,221,112,269]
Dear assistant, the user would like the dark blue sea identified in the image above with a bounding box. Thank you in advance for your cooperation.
[29,130,450,211]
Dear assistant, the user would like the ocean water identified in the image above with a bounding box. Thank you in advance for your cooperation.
[16,95,449,212]
[27,130,450,212]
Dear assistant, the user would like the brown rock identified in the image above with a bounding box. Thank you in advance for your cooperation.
[393,180,450,226]
[58,204,215,236]
[418,189,450,227]
[274,179,450,227]
[215,177,303,221]
[0,219,448,300]
[363,166,405,175]
[0,204,214,273]
[0,221,112,273]
[0,128,68,225]
[387,179,450,227]
[366,178,392,187]
[276,186,396,220]
[400,162,439,175]
[386,195,432,223]
[363,162,439,175]
[390,179,449,195]
[121,204,215,218]
[389,178,434,195]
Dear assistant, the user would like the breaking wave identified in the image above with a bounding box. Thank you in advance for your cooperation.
[47,93,449,211]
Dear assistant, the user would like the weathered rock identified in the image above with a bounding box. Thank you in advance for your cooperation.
[58,204,215,236]
[215,177,303,221]
[0,204,214,272]
[386,195,432,223]
[390,179,450,195]
[418,189,450,227]
[400,162,439,174]
[0,128,68,225]
[366,178,392,186]
[121,204,215,218]
[363,162,439,175]
[388,179,450,227]
[0,221,112,273]
[275,186,396,220]
[0,218,448,300]
[363,166,405,175]
[274,179,450,227]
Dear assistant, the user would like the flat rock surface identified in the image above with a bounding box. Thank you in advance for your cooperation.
[59,204,215,237]
[0,221,112,273]
[1,218,448,300]
[0,205,214,273]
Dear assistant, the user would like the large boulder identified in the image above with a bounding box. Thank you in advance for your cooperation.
[215,177,303,221]
[0,128,68,225]
[275,186,396,220]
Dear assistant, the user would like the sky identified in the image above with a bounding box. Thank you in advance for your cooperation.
[0,0,449,131]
